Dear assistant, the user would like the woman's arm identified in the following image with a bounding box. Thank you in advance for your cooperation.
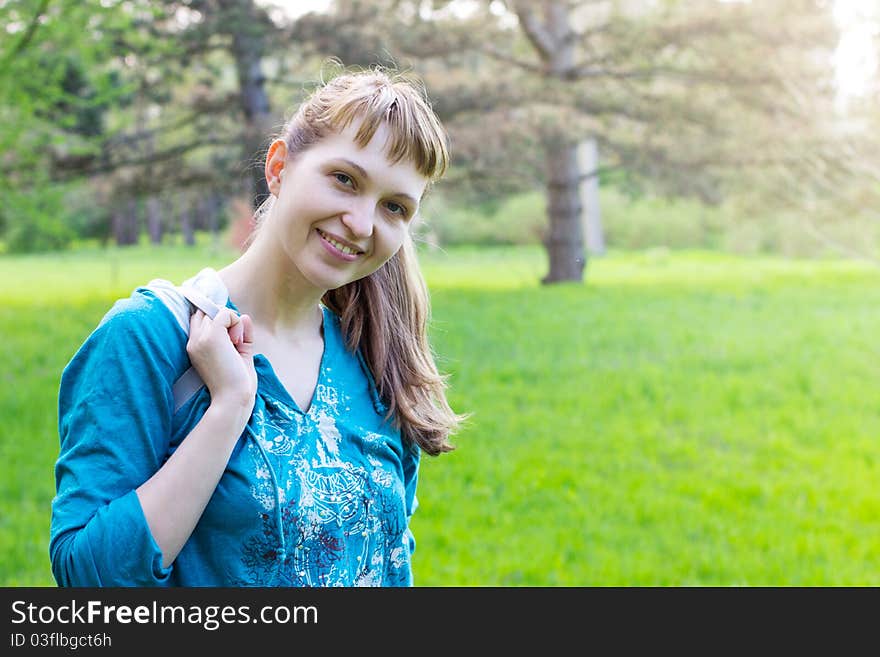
[50,296,255,586]
[135,402,249,569]
[136,306,256,569]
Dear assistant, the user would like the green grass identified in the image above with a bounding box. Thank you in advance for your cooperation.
[3,243,880,585]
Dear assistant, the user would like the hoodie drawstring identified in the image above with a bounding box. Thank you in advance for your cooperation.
[245,422,287,573]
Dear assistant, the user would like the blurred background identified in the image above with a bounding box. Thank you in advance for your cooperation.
[2,0,879,586]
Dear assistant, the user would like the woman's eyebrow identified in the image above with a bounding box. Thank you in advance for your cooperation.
[336,158,419,206]
[338,158,370,181]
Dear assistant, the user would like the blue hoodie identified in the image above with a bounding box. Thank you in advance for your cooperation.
[50,269,420,587]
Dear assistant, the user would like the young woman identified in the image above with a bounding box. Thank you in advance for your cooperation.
[50,68,464,587]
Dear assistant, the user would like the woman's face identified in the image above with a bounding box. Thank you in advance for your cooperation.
[264,120,428,292]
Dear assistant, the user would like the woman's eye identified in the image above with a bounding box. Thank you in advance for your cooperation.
[386,202,407,217]
[334,172,353,187]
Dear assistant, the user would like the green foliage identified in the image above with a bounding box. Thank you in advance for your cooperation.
[422,187,880,258]
[1,178,117,254]
[2,184,76,254]
[62,186,113,244]
[421,187,729,250]
[601,188,728,250]
[3,245,880,585]
[419,190,546,247]
[0,0,139,256]
[33,52,110,137]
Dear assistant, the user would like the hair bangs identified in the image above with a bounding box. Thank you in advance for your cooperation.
[314,75,449,182]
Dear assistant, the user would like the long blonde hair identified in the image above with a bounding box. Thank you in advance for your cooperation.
[252,67,464,456]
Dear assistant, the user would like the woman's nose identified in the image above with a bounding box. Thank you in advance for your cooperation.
[340,203,374,238]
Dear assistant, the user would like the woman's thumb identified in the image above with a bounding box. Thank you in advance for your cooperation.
[212,307,239,330]
[236,314,255,358]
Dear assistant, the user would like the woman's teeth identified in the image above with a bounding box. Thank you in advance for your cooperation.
[319,229,360,255]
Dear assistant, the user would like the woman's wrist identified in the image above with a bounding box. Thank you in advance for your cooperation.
[205,396,253,435]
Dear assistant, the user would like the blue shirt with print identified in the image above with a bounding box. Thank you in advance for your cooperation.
[50,279,420,587]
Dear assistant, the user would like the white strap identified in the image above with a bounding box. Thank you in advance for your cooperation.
[179,285,221,320]
[172,367,205,413]
[171,285,229,411]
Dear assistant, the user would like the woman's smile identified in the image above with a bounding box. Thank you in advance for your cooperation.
[316,227,365,261]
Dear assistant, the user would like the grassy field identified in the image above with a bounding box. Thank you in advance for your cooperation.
[2,243,880,585]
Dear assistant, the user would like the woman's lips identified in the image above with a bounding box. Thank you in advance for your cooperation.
[316,228,361,262]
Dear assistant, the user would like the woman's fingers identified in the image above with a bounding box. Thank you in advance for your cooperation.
[227,313,244,346]
[237,314,254,356]
[213,307,240,329]
[189,307,251,356]
[207,308,240,343]
[189,309,205,334]
[241,314,253,345]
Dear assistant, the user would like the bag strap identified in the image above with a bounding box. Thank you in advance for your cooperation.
[171,284,223,412]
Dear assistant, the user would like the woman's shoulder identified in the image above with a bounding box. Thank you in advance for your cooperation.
[60,281,189,403]
[71,270,210,374]
[97,267,228,339]
[61,269,229,397]
[95,280,186,343]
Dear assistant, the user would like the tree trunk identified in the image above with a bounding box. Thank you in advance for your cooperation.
[194,195,209,231]
[208,193,220,237]
[147,195,163,244]
[180,197,195,247]
[578,138,605,256]
[225,0,272,211]
[113,199,138,246]
[207,193,222,248]
[542,141,586,284]
[129,198,141,244]
[539,1,586,283]
[111,207,125,246]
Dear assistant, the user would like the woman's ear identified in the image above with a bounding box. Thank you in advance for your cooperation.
[265,139,289,196]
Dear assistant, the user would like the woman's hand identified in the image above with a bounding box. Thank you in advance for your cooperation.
[186,308,258,413]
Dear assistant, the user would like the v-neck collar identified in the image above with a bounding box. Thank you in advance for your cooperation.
[225,297,333,417]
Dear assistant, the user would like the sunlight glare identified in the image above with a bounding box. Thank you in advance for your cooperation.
[833,0,878,109]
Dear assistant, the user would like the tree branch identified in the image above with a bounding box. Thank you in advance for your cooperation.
[478,43,546,74]
[1,0,50,67]
[512,1,557,61]
[45,136,241,182]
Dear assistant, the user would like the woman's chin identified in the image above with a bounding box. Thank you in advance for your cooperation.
[303,264,362,292]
